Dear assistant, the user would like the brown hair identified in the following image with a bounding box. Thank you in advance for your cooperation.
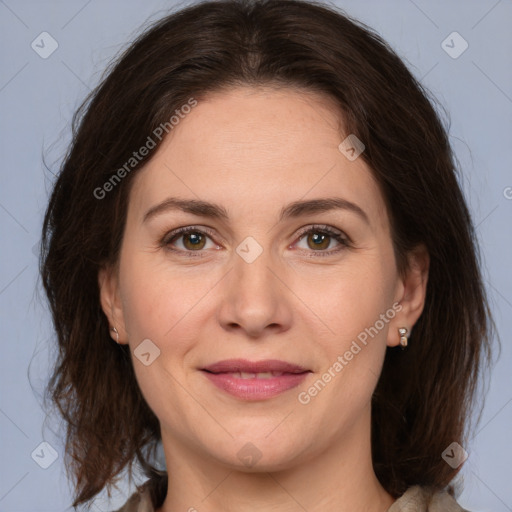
[40,0,494,507]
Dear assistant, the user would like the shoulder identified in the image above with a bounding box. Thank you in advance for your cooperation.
[388,485,469,512]
[112,481,157,512]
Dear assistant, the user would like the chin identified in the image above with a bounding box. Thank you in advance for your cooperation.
[204,432,309,472]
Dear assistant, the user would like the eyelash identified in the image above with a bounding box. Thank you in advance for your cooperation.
[159,224,351,258]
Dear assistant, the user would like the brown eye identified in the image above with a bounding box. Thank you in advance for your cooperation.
[306,232,331,250]
[181,232,206,250]
[294,226,350,256]
[162,227,218,254]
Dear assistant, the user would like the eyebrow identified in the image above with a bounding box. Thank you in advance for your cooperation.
[142,196,369,224]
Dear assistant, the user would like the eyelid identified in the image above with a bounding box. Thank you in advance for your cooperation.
[161,225,221,244]
[294,224,350,243]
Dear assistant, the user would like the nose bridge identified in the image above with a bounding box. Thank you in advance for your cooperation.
[217,236,292,335]
[232,239,276,306]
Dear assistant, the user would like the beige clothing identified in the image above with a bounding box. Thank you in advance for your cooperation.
[113,479,468,512]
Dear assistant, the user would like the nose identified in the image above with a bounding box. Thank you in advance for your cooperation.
[216,246,293,338]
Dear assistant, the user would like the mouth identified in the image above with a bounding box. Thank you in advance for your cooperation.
[201,359,311,400]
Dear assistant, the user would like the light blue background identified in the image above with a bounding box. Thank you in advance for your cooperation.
[0,0,511,510]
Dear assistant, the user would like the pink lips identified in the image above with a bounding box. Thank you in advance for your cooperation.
[201,358,310,400]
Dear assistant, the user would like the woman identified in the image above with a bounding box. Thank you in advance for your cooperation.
[40,1,494,510]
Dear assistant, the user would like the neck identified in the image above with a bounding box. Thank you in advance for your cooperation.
[157,409,394,512]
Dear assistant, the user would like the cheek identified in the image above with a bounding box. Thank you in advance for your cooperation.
[118,259,203,423]
[302,257,396,341]
[298,254,396,406]
[119,250,201,343]
[121,275,171,342]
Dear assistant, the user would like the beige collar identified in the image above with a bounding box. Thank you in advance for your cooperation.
[115,482,468,512]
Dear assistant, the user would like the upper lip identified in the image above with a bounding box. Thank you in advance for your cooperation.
[202,359,309,374]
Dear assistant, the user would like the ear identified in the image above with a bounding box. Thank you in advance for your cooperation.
[98,265,129,344]
[387,244,429,347]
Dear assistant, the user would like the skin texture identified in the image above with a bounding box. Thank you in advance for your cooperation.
[99,86,429,512]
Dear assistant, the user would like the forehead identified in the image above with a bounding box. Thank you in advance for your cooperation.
[127,86,389,233]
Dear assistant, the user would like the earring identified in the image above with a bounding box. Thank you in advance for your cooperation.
[398,327,408,348]
[110,326,119,343]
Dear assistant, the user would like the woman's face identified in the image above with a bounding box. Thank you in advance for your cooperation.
[100,86,427,471]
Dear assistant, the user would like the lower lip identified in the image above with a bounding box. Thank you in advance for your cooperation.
[202,371,309,400]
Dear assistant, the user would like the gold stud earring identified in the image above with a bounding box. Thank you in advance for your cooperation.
[110,326,119,343]
[398,327,408,348]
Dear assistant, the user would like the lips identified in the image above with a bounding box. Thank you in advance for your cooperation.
[201,359,311,400]
[202,358,309,374]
